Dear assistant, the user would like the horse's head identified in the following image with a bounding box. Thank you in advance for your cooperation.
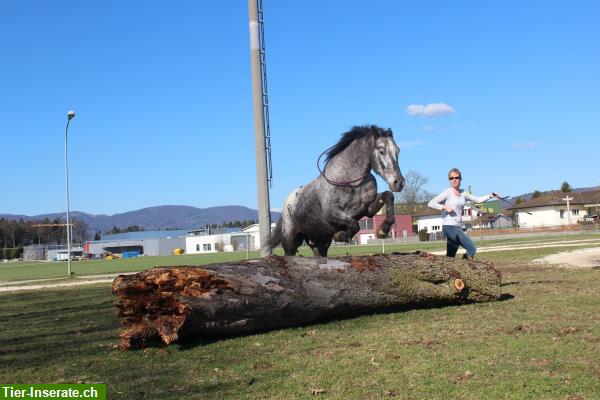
[370,127,404,192]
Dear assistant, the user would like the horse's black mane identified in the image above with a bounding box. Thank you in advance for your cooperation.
[325,125,392,164]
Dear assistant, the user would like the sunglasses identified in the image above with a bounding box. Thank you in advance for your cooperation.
[449,176,461,181]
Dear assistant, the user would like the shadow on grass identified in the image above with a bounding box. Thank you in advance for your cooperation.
[499,293,515,301]
[500,280,569,287]
[175,297,513,351]
[0,286,122,370]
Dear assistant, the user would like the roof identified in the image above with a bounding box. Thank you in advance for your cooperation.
[478,212,513,223]
[101,227,244,240]
[507,189,600,210]
[101,230,191,240]
[414,208,441,217]
[241,223,276,233]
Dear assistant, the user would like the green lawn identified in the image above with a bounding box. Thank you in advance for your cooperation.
[1,243,443,282]
[1,241,599,399]
[2,232,600,282]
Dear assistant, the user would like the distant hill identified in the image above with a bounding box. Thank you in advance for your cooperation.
[0,205,281,234]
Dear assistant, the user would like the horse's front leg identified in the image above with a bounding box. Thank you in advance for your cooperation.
[366,191,395,238]
[328,209,360,243]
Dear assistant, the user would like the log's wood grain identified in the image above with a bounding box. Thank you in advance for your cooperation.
[112,252,502,349]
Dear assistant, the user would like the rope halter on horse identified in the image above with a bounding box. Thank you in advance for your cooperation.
[316,145,370,187]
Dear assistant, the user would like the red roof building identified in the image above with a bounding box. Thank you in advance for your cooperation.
[355,214,413,244]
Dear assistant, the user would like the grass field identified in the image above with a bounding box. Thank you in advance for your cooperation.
[2,232,600,282]
[1,237,599,399]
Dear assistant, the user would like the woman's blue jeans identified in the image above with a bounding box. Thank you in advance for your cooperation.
[442,225,476,258]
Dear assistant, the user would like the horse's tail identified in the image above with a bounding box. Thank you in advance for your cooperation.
[265,218,283,249]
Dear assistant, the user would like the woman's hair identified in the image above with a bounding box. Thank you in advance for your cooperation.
[447,168,462,179]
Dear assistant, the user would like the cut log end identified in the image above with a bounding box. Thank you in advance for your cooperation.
[454,278,465,291]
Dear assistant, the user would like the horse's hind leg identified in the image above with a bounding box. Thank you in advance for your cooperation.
[281,229,303,256]
[308,239,331,257]
[366,191,395,238]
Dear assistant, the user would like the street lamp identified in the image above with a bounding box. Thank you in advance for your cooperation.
[65,110,75,276]
[563,195,573,230]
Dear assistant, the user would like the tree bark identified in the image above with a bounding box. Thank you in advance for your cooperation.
[112,252,502,349]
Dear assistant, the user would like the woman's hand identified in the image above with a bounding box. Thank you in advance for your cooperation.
[442,205,453,213]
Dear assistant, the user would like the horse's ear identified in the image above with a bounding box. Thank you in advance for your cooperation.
[386,128,393,137]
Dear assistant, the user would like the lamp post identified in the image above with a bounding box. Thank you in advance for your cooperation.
[65,110,75,276]
[563,195,573,233]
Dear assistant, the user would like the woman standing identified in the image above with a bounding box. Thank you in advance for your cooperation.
[428,168,499,260]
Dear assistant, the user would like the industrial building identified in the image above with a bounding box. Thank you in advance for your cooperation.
[83,227,248,258]
[84,230,193,258]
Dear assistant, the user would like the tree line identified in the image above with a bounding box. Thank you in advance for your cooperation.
[219,220,257,228]
[0,217,259,253]
[0,217,90,259]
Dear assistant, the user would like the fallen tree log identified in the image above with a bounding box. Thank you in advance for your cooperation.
[112,252,501,349]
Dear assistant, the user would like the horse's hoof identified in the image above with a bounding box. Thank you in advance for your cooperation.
[333,232,345,242]
[377,223,390,238]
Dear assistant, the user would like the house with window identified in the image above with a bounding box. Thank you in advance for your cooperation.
[473,211,514,229]
[415,208,444,235]
[355,214,413,244]
[184,223,276,254]
[415,207,478,233]
[186,230,243,254]
[508,189,600,228]
[415,200,502,233]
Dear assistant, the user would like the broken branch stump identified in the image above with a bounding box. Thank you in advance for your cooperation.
[112,252,502,349]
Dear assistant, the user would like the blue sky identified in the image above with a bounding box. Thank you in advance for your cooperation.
[1,1,599,216]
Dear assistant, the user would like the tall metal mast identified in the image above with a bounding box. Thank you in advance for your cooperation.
[248,0,272,256]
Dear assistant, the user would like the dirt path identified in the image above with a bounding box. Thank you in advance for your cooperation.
[0,272,138,293]
[532,246,600,269]
[429,239,600,257]
[0,278,115,292]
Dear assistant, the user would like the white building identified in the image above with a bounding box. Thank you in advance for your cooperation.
[415,207,479,233]
[185,232,249,254]
[415,208,443,234]
[240,223,277,249]
[184,223,276,254]
[49,246,84,261]
[509,190,600,228]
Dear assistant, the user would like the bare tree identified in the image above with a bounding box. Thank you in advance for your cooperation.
[4,220,18,248]
[72,218,90,244]
[394,171,435,215]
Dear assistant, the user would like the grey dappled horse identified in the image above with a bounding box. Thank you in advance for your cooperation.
[267,125,405,256]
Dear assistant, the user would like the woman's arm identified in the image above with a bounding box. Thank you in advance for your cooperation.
[428,189,449,211]
[465,193,499,203]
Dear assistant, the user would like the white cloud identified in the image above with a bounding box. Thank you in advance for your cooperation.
[423,125,434,131]
[406,103,456,117]
[512,141,540,150]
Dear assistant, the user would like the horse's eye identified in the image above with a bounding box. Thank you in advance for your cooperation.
[378,149,386,155]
